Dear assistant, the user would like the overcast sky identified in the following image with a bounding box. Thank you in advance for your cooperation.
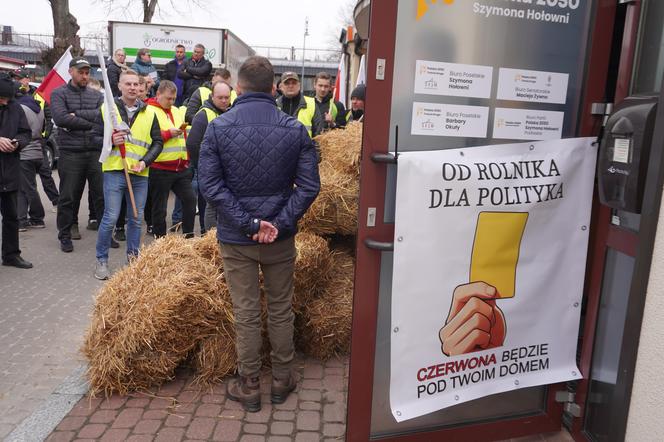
[2,0,355,49]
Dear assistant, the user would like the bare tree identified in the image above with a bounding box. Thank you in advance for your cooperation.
[97,0,206,23]
[325,0,356,51]
[143,0,158,22]
[43,0,82,67]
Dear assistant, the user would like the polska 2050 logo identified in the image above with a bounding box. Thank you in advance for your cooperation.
[417,0,455,21]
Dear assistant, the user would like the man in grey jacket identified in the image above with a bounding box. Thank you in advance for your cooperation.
[50,58,105,253]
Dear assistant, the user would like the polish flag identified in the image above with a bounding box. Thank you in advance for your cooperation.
[334,54,347,107]
[35,46,73,105]
[355,54,366,87]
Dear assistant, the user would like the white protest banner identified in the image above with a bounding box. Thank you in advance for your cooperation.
[390,138,596,422]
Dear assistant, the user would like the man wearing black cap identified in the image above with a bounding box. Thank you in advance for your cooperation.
[50,58,105,253]
[276,72,323,138]
[0,72,33,269]
[348,83,366,122]
[14,69,36,96]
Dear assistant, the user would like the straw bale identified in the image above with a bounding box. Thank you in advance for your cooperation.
[192,229,223,268]
[82,234,232,396]
[190,332,237,385]
[292,232,335,310]
[300,122,363,236]
[83,229,348,393]
[315,121,363,176]
[296,251,355,360]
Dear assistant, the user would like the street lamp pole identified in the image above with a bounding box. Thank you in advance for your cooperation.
[302,17,309,91]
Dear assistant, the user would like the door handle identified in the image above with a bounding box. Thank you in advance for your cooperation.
[364,238,394,251]
[371,152,397,164]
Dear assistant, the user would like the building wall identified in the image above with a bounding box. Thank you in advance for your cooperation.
[625,197,664,441]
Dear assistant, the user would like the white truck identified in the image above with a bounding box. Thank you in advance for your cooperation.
[108,21,254,82]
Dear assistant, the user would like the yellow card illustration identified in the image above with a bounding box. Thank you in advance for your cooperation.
[470,212,528,298]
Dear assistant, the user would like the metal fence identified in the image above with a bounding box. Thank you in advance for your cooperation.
[253,45,341,63]
[2,33,109,52]
[2,32,340,63]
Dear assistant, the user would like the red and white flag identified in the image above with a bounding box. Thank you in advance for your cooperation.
[334,54,347,107]
[355,54,366,87]
[35,46,73,105]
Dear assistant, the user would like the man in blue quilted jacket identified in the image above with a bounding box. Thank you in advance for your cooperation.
[199,56,320,412]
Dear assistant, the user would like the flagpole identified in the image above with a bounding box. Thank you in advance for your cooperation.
[96,45,138,219]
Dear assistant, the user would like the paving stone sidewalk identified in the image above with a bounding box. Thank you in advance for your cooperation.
[46,356,349,442]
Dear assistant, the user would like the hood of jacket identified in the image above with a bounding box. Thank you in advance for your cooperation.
[15,93,41,113]
[146,97,173,115]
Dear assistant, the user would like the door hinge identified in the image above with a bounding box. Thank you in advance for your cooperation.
[591,102,614,127]
[555,391,583,418]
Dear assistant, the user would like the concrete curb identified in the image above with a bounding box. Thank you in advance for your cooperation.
[4,365,89,442]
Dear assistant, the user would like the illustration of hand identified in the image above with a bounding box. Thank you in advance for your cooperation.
[439,282,506,356]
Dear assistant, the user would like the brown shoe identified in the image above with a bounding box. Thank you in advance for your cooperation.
[271,372,298,404]
[227,375,261,412]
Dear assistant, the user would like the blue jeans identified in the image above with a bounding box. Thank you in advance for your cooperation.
[96,171,148,262]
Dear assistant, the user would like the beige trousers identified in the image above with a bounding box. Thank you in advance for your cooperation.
[220,236,296,379]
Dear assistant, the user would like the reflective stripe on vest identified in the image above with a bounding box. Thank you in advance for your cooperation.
[101,103,155,177]
[152,105,187,163]
[297,96,316,137]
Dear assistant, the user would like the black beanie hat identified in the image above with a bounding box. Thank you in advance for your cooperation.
[0,73,15,98]
[351,83,366,101]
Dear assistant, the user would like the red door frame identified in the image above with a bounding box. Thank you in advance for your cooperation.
[344,1,620,440]
[570,1,642,439]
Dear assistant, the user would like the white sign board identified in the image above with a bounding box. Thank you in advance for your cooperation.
[390,138,596,422]
[411,102,489,138]
[111,22,224,66]
[493,108,564,140]
[414,60,493,98]
[497,68,569,104]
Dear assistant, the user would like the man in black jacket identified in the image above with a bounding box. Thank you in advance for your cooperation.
[276,72,324,138]
[312,72,347,130]
[0,73,33,269]
[50,58,105,253]
[163,44,187,106]
[184,69,227,124]
[186,80,231,233]
[178,44,213,102]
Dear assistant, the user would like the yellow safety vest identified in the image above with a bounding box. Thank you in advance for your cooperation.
[197,107,219,123]
[280,96,316,137]
[151,105,187,163]
[101,103,155,177]
[297,96,317,137]
[34,94,48,137]
[34,93,45,110]
[199,86,237,105]
[179,105,191,136]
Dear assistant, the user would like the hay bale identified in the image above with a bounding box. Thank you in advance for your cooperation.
[315,121,362,175]
[192,229,223,268]
[190,332,237,385]
[83,229,347,394]
[296,251,355,360]
[300,122,362,236]
[82,235,232,396]
[292,232,335,310]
